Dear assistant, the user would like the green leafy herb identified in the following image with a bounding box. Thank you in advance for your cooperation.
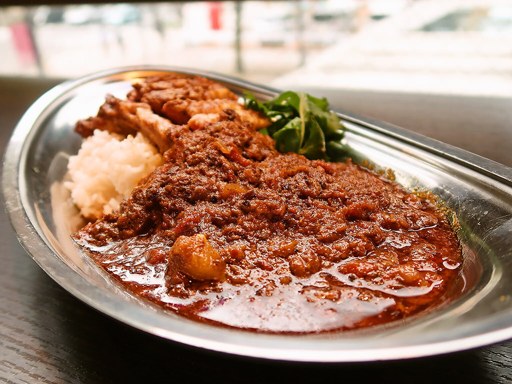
[244,91,346,161]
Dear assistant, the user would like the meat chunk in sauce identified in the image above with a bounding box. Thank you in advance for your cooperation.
[168,234,226,282]
[74,73,462,334]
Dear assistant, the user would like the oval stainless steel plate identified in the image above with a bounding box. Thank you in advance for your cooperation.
[3,66,512,362]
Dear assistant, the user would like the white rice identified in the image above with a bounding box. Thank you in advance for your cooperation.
[65,129,163,220]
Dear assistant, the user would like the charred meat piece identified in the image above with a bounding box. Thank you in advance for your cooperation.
[75,95,181,153]
[134,107,181,153]
[162,98,269,129]
[76,73,269,153]
[127,73,238,114]
[129,74,268,129]
[76,95,148,138]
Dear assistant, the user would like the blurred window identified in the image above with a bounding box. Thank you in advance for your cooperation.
[420,6,512,33]
[1,0,511,98]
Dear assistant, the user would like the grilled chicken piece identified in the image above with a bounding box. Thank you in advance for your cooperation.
[128,73,238,113]
[76,94,147,138]
[75,74,269,154]
[134,107,181,153]
[75,95,179,153]
[128,74,268,129]
[163,98,270,130]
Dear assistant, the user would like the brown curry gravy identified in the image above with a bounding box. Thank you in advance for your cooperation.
[74,75,462,334]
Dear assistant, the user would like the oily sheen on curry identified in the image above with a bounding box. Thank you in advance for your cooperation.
[72,74,462,333]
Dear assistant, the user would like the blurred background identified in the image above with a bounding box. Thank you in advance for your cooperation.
[3,0,512,93]
[1,0,511,164]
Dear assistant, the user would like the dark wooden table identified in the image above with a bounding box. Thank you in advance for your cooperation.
[1,77,511,383]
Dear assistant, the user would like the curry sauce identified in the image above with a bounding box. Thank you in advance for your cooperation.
[74,75,462,333]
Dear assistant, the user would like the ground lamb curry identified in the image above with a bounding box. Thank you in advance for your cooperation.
[74,74,462,333]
